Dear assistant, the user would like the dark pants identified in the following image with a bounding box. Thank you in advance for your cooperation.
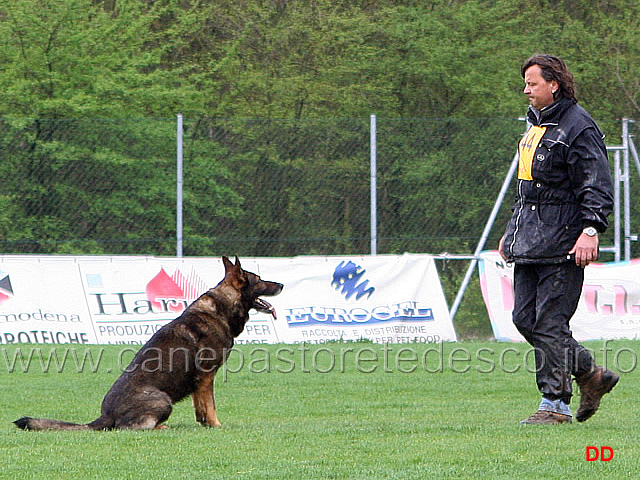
[512,261,595,403]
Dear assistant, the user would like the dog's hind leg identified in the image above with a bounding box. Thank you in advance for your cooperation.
[192,370,221,427]
[114,388,173,430]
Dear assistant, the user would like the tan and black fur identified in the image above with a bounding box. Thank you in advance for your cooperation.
[14,256,283,431]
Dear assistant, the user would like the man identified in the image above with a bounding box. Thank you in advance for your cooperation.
[498,54,619,424]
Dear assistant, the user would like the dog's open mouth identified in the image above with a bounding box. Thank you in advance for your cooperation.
[253,298,277,320]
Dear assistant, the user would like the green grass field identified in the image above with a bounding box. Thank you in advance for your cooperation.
[2,340,638,479]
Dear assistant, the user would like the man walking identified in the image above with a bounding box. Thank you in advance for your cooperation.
[499,54,619,424]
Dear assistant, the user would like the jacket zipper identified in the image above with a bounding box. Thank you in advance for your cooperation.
[508,179,524,257]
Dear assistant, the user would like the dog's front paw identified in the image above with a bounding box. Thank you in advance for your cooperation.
[196,416,221,428]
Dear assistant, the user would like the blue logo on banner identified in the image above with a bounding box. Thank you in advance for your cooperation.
[285,260,434,327]
[331,261,375,300]
[285,302,434,326]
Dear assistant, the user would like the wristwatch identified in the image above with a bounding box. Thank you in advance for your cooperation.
[583,226,598,237]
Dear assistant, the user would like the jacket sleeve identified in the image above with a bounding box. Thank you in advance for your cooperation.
[567,126,614,233]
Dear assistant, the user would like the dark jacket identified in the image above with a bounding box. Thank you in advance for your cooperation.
[503,97,614,264]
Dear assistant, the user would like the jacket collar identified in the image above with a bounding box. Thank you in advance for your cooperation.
[527,97,576,126]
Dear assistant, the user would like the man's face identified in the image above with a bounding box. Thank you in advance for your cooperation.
[523,64,557,110]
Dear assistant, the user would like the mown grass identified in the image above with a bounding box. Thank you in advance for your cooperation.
[1,340,638,479]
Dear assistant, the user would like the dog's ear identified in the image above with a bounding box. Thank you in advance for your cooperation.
[222,256,233,272]
[221,256,245,289]
[222,256,244,284]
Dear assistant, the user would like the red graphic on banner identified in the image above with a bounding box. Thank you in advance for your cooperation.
[145,267,208,312]
[0,272,14,304]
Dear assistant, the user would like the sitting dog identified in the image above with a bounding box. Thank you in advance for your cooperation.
[14,256,283,430]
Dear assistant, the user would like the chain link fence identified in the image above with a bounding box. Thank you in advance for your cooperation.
[1,117,637,259]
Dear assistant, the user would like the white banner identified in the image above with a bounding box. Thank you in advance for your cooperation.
[258,254,455,344]
[479,251,640,342]
[0,257,96,344]
[0,254,456,345]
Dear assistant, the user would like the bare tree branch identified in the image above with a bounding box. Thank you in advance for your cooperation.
[615,48,640,117]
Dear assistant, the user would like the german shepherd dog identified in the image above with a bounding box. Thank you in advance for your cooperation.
[14,256,283,431]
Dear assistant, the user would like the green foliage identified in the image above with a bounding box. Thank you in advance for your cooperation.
[0,117,177,253]
[2,0,639,119]
[0,0,205,117]
[181,117,372,256]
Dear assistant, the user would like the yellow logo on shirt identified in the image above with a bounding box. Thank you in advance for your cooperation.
[518,126,546,180]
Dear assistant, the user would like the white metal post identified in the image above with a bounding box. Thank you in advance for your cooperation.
[622,118,631,261]
[613,149,621,262]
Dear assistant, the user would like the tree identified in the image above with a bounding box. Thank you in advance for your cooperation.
[0,1,189,253]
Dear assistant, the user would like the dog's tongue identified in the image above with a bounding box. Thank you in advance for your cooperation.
[255,298,277,320]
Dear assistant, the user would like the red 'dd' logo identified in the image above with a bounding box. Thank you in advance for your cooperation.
[586,446,614,461]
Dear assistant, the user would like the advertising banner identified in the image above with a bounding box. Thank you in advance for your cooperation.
[479,251,640,342]
[0,256,97,344]
[259,254,455,344]
[78,256,227,345]
[1,254,455,345]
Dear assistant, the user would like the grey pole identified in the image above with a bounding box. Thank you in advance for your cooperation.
[370,114,377,256]
[177,114,184,257]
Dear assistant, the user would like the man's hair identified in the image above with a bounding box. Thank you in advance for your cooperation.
[521,54,577,102]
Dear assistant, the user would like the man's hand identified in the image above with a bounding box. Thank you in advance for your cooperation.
[498,235,507,261]
[569,233,599,268]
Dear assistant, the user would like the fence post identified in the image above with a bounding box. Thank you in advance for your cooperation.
[370,114,377,256]
[622,118,632,261]
[177,114,184,257]
[613,149,621,262]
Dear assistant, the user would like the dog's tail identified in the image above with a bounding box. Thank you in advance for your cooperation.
[14,415,114,431]
[14,416,91,431]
